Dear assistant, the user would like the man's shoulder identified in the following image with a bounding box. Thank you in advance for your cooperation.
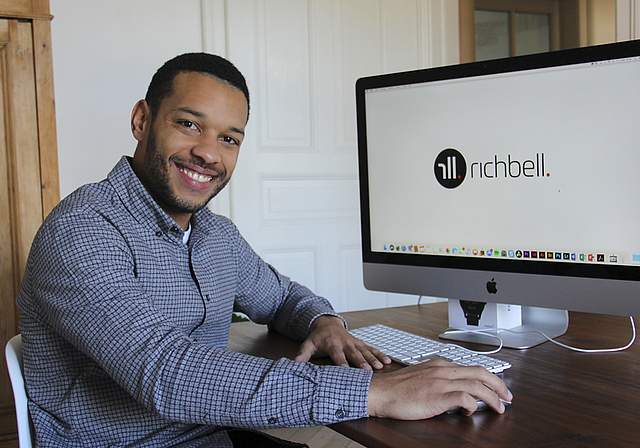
[48,179,119,223]
[47,157,148,228]
[24,179,132,277]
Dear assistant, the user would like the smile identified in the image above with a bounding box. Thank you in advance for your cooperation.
[177,165,214,183]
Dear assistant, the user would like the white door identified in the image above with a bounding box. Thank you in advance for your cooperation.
[205,0,459,312]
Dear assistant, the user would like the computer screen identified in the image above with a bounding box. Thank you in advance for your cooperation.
[356,40,640,345]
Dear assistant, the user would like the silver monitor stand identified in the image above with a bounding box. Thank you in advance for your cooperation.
[440,303,569,349]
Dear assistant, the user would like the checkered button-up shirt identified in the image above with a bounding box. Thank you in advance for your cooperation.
[17,157,371,447]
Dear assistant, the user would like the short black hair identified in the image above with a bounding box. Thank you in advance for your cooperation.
[145,53,250,119]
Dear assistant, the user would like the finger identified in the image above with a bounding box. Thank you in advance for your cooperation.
[410,361,513,412]
[345,341,393,370]
[442,391,481,416]
[422,363,510,398]
[467,380,511,414]
[347,337,391,368]
[444,377,510,414]
[462,366,513,403]
[358,348,387,370]
[325,345,351,368]
[367,346,392,366]
[342,346,374,370]
[294,339,316,363]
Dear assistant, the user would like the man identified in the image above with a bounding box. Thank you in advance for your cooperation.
[17,53,511,447]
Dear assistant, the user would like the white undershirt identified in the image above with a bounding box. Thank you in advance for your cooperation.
[182,224,192,245]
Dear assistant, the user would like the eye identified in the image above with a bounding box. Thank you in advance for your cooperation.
[221,135,240,146]
[178,120,197,130]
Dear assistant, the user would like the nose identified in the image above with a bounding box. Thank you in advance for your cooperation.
[191,135,222,165]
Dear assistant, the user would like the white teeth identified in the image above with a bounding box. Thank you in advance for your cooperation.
[179,166,213,183]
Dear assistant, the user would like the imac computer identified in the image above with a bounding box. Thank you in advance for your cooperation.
[356,40,640,349]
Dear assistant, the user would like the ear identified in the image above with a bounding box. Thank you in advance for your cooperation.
[131,100,151,142]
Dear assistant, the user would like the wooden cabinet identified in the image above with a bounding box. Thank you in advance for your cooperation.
[0,0,58,407]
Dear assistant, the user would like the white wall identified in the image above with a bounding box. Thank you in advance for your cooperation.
[51,0,203,198]
[50,1,638,202]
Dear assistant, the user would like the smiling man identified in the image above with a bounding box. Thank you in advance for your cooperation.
[17,53,511,448]
[130,71,246,229]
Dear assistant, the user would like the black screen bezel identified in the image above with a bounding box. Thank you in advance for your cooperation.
[356,40,640,283]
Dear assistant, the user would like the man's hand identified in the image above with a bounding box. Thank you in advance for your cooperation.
[294,315,391,370]
[368,358,513,418]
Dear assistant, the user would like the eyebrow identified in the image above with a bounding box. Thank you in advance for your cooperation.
[175,107,204,118]
[174,107,245,136]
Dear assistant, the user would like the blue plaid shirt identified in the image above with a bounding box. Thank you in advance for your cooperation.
[17,157,371,447]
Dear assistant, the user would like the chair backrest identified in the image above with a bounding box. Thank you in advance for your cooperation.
[5,335,34,448]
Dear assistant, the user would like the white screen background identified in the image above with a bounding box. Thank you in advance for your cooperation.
[365,58,640,261]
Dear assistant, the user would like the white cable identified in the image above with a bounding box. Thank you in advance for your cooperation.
[443,316,636,354]
[530,316,636,353]
[441,328,504,355]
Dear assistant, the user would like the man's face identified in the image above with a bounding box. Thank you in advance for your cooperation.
[131,71,248,227]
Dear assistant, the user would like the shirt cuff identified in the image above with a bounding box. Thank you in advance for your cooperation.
[311,364,372,425]
[308,312,348,332]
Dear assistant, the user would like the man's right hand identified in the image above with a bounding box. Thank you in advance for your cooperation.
[367,359,513,419]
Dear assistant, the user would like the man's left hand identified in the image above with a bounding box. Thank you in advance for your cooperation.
[294,315,391,370]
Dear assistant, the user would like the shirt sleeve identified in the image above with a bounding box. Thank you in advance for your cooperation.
[19,206,371,430]
[227,227,343,340]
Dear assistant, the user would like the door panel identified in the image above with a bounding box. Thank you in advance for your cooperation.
[223,0,453,312]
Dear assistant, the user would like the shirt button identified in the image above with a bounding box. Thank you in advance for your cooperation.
[171,226,180,233]
[335,408,349,419]
[268,417,278,425]
[155,231,163,237]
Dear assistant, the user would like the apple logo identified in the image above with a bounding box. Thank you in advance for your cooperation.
[486,278,498,294]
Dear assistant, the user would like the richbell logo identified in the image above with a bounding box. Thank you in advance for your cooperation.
[434,148,467,189]
[434,148,549,189]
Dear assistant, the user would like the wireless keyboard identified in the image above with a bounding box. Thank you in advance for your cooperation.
[350,324,511,373]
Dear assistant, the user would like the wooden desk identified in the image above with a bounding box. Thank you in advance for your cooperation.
[228,302,639,448]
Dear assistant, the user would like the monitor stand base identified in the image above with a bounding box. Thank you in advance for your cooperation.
[439,306,569,349]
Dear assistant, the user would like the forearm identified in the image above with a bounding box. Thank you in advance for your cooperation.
[271,284,344,339]
[235,257,339,340]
